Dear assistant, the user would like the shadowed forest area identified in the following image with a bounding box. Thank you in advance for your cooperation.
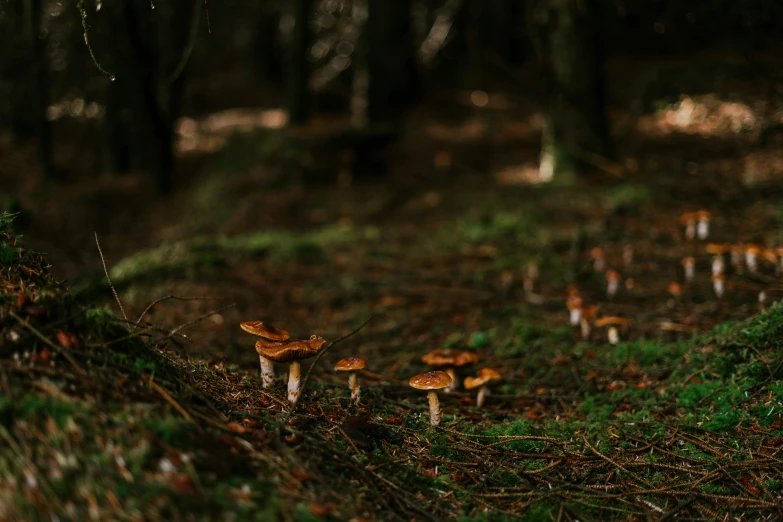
[3,0,783,520]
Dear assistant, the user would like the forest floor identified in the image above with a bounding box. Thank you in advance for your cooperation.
[3,65,783,520]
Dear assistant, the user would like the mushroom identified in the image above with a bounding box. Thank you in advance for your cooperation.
[409,371,452,426]
[745,244,761,273]
[464,368,502,408]
[706,243,727,276]
[680,212,696,241]
[667,282,683,298]
[681,257,695,282]
[255,334,327,405]
[334,356,366,403]
[421,349,478,393]
[696,210,711,240]
[579,305,598,340]
[240,321,291,388]
[590,247,605,272]
[759,290,768,308]
[606,270,621,299]
[566,294,583,326]
[712,273,725,298]
[594,316,628,345]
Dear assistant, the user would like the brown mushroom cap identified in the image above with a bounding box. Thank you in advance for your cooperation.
[745,244,762,254]
[409,371,452,390]
[705,243,728,255]
[240,321,290,341]
[255,335,327,363]
[464,368,502,390]
[566,294,583,311]
[696,210,711,220]
[680,212,696,224]
[594,316,629,328]
[421,349,479,368]
[606,270,621,282]
[334,356,366,371]
[681,256,695,266]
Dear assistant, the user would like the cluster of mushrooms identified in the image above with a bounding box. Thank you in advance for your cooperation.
[241,322,499,426]
[555,208,775,344]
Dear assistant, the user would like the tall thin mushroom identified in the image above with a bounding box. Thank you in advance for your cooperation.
[240,321,290,388]
[409,371,451,426]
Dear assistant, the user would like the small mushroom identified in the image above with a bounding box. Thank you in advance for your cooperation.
[594,316,629,345]
[681,257,695,282]
[712,273,725,298]
[680,212,696,241]
[579,305,598,340]
[667,282,683,298]
[696,210,711,240]
[409,371,452,426]
[606,270,621,299]
[745,244,761,273]
[590,247,606,272]
[566,294,583,326]
[255,334,327,405]
[464,368,502,408]
[421,349,479,393]
[334,356,366,403]
[706,243,727,275]
[759,290,768,308]
[241,321,291,388]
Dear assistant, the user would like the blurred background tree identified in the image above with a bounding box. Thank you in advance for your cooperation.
[1,0,782,194]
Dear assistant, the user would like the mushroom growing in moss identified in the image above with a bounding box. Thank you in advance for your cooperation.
[240,321,291,388]
[681,257,695,282]
[680,212,696,241]
[606,270,621,299]
[579,305,598,341]
[421,349,478,393]
[696,210,711,240]
[464,368,502,408]
[595,316,628,345]
[334,356,366,403]
[409,371,451,426]
[567,293,583,326]
[255,335,327,405]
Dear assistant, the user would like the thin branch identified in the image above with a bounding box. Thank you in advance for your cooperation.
[8,310,85,375]
[133,295,228,331]
[292,315,373,414]
[94,232,127,321]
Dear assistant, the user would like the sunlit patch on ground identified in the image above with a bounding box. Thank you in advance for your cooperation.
[175,108,288,155]
[637,95,759,137]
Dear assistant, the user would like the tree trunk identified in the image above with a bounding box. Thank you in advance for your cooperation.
[25,0,53,179]
[529,0,610,180]
[365,0,418,124]
[286,0,312,126]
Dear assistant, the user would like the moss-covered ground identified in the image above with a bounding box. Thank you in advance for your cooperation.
[4,69,783,519]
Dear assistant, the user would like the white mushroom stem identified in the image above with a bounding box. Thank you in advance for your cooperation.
[608,326,619,345]
[476,385,490,408]
[348,372,361,402]
[287,361,302,405]
[259,356,275,388]
[427,391,441,426]
[713,278,724,298]
[684,221,696,240]
[684,261,695,282]
[746,252,758,273]
[697,218,709,240]
[569,308,581,326]
[445,367,457,393]
[711,256,724,276]
[607,280,619,299]
[580,318,591,340]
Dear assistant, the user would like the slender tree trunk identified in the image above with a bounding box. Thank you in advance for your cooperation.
[529,0,610,180]
[26,0,53,179]
[286,0,312,126]
[365,0,418,123]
